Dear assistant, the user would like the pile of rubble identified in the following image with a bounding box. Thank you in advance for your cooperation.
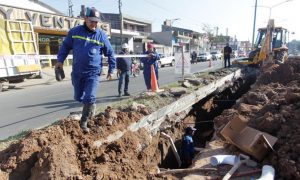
[0,68,238,179]
[213,57,300,179]
[0,57,299,179]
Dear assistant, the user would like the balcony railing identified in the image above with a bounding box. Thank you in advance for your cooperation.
[123,28,150,36]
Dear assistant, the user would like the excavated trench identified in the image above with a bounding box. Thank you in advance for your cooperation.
[1,58,300,179]
[0,68,261,179]
[157,71,257,170]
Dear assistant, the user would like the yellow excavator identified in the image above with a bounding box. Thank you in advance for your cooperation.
[236,19,288,65]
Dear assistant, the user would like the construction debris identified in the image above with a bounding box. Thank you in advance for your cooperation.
[0,57,299,179]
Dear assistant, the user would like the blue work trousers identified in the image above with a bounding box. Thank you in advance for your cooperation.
[143,69,158,90]
[118,70,130,94]
[224,55,231,68]
[71,72,100,104]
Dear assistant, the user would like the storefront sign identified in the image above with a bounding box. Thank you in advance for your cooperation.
[0,6,110,35]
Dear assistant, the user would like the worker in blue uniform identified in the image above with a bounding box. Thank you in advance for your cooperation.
[117,43,132,97]
[180,126,197,168]
[140,43,160,90]
[55,7,116,133]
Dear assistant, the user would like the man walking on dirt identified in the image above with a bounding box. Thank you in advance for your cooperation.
[223,43,232,68]
[117,43,132,97]
[55,7,116,133]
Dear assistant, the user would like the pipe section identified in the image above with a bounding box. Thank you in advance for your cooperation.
[160,132,182,167]
[210,155,238,166]
[256,165,275,180]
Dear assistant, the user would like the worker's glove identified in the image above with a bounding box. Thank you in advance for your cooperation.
[55,67,65,81]
[117,69,121,78]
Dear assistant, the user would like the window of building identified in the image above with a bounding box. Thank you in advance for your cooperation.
[137,26,144,32]
[130,25,135,31]
[38,34,64,55]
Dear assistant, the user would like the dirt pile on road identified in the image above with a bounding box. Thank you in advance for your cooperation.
[214,57,300,179]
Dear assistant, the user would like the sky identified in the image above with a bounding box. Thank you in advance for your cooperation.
[40,0,300,41]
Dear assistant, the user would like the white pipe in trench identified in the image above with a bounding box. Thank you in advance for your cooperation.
[210,155,238,166]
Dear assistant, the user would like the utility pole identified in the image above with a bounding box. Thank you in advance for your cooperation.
[252,0,257,48]
[216,26,219,36]
[68,0,74,17]
[118,0,123,46]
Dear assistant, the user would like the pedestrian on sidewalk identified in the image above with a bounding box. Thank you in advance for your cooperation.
[223,43,232,68]
[191,51,197,64]
[140,43,160,91]
[117,43,131,97]
[55,7,116,133]
[180,126,197,168]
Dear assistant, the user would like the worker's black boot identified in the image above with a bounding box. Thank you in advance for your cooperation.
[80,103,96,133]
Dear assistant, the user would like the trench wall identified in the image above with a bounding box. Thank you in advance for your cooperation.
[93,69,242,148]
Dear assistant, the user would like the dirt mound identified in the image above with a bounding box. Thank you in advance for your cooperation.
[215,57,300,179]
[0,68,259,179]
[0,108,155,180]
[0,84,195,179]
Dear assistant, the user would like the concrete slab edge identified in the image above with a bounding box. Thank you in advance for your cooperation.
[93,69,242,147]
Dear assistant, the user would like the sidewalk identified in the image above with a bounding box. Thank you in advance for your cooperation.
[13,66,112,88]
[10,66,73,88]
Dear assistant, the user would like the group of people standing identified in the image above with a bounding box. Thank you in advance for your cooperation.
[116,42,160,97]
[55,7,160,132]
[54,6,208,169]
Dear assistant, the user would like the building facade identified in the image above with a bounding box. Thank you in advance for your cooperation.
[0,0,111,67]
[100,13,152,54]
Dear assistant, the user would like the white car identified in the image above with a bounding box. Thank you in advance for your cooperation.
[157,54,175,68]
[198,52,212,62]
[210,51,222,60]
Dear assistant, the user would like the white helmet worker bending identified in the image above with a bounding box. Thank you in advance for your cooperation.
[122,43,129,49]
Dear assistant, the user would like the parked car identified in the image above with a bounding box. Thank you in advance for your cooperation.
[210,51,222,60]
[157,54,175,68]
[230,51,238,58]
[238,51,247,57]
[198,52,212,62]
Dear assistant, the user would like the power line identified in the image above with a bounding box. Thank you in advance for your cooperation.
[141,0,204,32]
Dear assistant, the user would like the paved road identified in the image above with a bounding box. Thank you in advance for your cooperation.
[0,61,223,139]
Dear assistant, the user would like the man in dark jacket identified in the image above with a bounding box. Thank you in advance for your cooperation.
[181,126,197,168]
[117,43,131,97]
[55,7,116,133]
[191,51,197,64]
[140,43,160,91]
[223,43,232,68]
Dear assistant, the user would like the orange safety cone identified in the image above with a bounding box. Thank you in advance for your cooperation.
[150,65,163,92]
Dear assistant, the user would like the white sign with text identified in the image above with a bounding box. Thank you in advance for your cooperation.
[174,52,191,74]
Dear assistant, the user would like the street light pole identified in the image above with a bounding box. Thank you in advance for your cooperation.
[118,0,123,46]
[167,18,180,55]
[252,0,293,48]
[252,0,257,48]
[169,18,180,31]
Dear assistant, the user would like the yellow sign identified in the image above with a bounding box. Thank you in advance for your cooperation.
[17,64,40,73]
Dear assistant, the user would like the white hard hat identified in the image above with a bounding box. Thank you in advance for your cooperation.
[122,43,129,49]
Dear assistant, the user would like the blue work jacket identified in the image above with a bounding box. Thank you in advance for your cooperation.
[140,51,160,75]
[116,51,132,72]
[181,134,195,163]
[57,24,116,75]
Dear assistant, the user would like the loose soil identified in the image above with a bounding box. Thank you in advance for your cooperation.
[1,57,300,180]
[212,57,300,179]
[0,68,237,180]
